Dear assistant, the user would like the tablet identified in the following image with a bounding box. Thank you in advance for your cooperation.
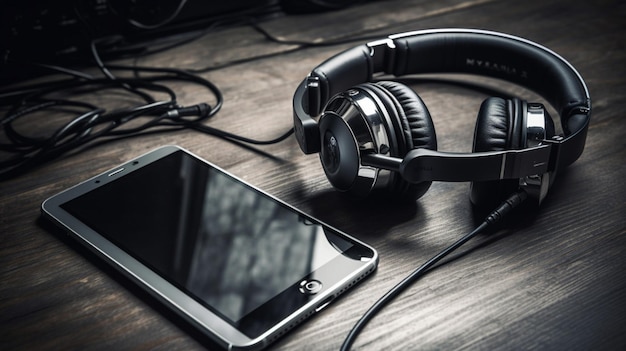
[41,145,378,350]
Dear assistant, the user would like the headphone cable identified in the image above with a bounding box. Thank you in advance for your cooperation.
[340,190,528,351]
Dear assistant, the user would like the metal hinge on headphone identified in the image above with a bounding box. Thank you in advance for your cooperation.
[367,38,396,74]
[306,75,322,116]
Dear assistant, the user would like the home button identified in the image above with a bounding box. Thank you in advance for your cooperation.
[299,279,322,295]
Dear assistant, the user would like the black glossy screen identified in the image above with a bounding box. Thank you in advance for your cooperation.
[61,150,354,333]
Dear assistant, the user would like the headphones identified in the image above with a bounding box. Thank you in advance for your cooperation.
[293,28,591,208]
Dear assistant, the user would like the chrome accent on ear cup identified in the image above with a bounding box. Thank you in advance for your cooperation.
[520,102,550,204]
[525,103,547,148]
[318,89,395,196]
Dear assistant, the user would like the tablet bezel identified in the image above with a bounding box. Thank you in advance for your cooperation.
[41,145,378,350]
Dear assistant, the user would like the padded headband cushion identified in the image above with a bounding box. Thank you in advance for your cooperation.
[298,29,590,171]
[391,32,589,119]
[307,31,588,135]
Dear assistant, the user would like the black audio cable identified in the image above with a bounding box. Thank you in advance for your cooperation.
[340,190,529,351]
[0,35,297,181]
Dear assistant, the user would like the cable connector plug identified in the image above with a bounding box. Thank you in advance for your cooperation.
[485,191,528,225]
[167,103,210,118]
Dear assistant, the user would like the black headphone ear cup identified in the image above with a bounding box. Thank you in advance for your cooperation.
[470,97,523,208]
[374,81,438,201]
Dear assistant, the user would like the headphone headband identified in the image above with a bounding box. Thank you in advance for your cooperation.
[293,29,591,173]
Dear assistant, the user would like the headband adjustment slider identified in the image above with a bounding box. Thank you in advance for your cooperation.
[306,75,322,116]
[367,38,396,73]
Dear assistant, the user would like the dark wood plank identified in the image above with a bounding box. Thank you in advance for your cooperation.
[2,0,625,350]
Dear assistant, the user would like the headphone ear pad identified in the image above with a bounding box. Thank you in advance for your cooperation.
[470,97,521,208]
[375,81,437,201]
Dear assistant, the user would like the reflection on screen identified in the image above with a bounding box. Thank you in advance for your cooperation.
[62,151,344,324]
[185,158,338,322]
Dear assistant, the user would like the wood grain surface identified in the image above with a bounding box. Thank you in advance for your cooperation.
[2,0,625,350]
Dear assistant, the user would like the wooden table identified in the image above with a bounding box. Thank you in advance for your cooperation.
[2,0,625,349]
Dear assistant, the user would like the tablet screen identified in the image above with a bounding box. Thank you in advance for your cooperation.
[60,150,353,331]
